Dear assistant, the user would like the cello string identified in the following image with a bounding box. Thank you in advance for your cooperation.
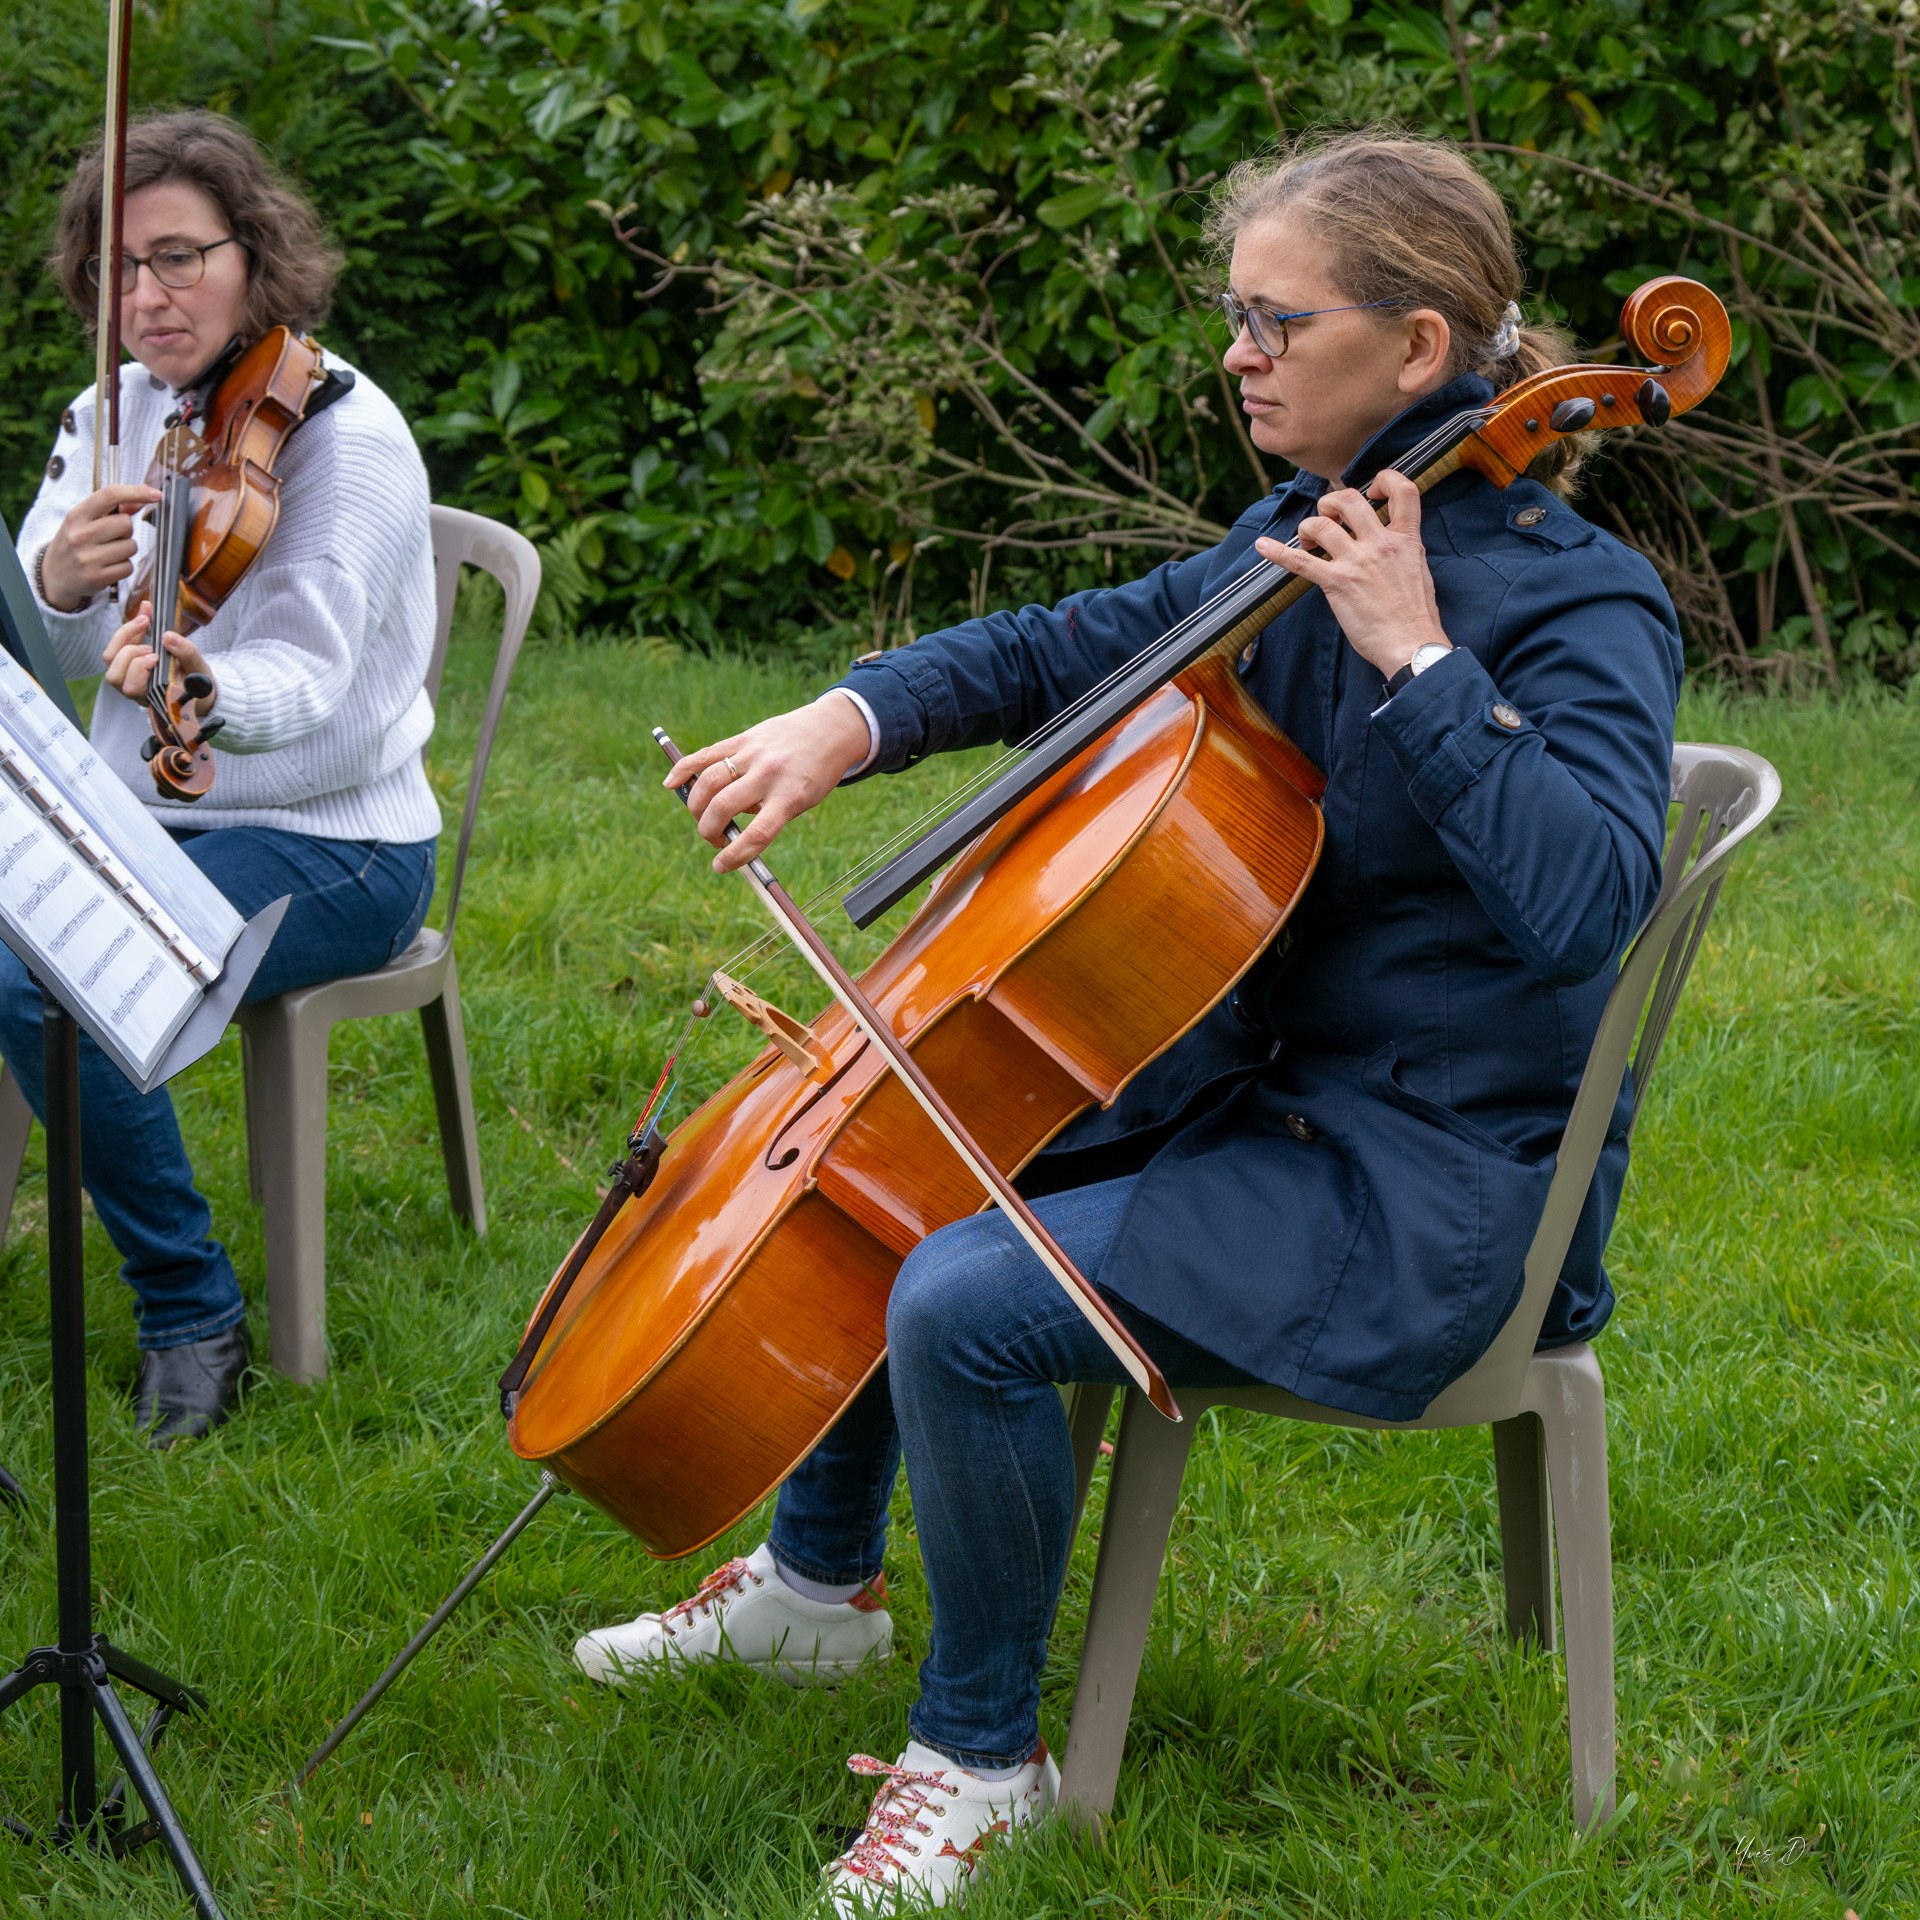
[714,405,1487,927]
[640,406,1493,1125]
[784,405,1488,911]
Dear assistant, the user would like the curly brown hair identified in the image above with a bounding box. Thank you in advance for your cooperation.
[52,110,342,338]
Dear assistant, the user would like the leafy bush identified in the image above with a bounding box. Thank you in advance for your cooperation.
[1,0,483,540]
[8,0,1919,685]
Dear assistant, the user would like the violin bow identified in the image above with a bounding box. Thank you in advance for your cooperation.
[842,275,1732,929]
[654,728,1183,1424]
[91,0,134,495]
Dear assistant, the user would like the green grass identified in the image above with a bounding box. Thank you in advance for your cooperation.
[0,616,1914,1918]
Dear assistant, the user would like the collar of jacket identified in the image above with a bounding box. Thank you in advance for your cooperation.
[1341,371,1497,490]
[1267,371,1498,505]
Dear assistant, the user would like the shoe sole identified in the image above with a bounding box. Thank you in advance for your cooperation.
[574,1639,892,1690]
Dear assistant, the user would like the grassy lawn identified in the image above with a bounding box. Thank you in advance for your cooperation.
[0,613,1914,1918]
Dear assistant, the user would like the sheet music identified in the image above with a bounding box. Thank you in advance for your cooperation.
[0,644,256,1083]
[0,647,242,967]
[0,738,199,1073]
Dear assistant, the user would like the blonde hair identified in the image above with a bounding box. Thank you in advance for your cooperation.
[1207,130,1584,488]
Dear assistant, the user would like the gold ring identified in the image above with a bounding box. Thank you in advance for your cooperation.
[724,755,742,779]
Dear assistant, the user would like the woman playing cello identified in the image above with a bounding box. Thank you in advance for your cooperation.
[579,133,1682,1911]
[11,113,440,1447]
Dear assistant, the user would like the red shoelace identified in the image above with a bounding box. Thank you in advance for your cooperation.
[662,1556,756,1630]
[836,1754,1006,1884]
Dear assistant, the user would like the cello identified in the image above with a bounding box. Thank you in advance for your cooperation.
[502,276,1732,1563]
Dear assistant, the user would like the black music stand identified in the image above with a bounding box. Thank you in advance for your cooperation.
[0,903,282,1920]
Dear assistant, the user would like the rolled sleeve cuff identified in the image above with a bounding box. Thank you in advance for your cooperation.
[1371,645,1535,824]
[826,686,881,780]
[827,647,954,777]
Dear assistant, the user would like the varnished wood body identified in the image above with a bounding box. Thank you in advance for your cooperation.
[138,326,328,634]
[509,651,1326,1558]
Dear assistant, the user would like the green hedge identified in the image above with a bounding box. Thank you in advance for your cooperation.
[7,1,1918,684]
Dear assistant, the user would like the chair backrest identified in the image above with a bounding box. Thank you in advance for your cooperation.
[1449,741,1782,1409]
[426,504,541,941]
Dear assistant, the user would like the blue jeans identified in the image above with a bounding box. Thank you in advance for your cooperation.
[768,1176,1256,1770]
[0,827,436,1349]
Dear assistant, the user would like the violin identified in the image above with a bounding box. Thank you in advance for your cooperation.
[88,0,328,802]
[126,327,331,800]
[499,275,1731,1564]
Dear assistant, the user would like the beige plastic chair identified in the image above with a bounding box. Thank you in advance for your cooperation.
[0,506,538,1386]
[1056,741,1781,1837]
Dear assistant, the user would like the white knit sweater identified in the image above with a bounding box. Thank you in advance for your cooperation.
[15,351,441,844]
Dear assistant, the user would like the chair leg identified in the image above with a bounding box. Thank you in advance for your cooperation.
[1532,1348,1616,1831]
[418,957,485,1235]
[0,1064,34,1253]
[1058,1387,1200,1831]
[1492,1411,1556,1650]
[239,1020,263,1205]
[1065,1383,1116,1537]
[239,1000,334,1384]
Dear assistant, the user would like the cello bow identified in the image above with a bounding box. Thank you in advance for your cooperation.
[655,728,1183,1425]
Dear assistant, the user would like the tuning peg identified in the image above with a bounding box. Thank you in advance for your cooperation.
[1549,397,1597,432]
[1635,378,1673,427]
[139,736,160,761]
[183,673,214,700]
[198,717,225,740]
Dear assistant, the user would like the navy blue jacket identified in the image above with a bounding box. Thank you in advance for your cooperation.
[832,376,1682,1419]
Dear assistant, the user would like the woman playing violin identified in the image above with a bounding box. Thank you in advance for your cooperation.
[580,133,1682,1911]
[11,112,439,1447]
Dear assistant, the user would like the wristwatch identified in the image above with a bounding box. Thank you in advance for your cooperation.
[1382,640,1453,701]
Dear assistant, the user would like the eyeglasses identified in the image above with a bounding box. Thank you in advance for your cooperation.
[1215,291,1399,358]
[83,237,240,294]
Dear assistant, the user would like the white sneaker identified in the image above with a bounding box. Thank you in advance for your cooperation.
[573,1542,891,1688]
[822,1740,1059,1914]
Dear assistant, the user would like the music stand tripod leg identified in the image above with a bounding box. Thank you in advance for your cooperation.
[91,1660,223,1919]
[0,991,226,1918]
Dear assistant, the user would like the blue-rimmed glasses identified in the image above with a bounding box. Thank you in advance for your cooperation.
[1216,291,1399,358]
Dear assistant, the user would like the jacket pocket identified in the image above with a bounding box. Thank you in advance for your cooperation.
[1361,1042,1518,1162]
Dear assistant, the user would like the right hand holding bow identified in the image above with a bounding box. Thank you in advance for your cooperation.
[665,692,874,874]
[38,483,162,611]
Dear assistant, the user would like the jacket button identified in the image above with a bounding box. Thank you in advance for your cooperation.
[1239,641,1258,671]
[61,408,76,434]
[1514,505,1548,528]
[1284,1113,1316,1143]
[45,454,64,481]
[1491,702,1524,730]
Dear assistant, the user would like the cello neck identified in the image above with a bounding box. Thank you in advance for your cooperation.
[840,420,1480,929]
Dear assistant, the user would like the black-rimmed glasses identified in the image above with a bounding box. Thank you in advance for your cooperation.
[1216,290,1399,358]
[83,237,240,294]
